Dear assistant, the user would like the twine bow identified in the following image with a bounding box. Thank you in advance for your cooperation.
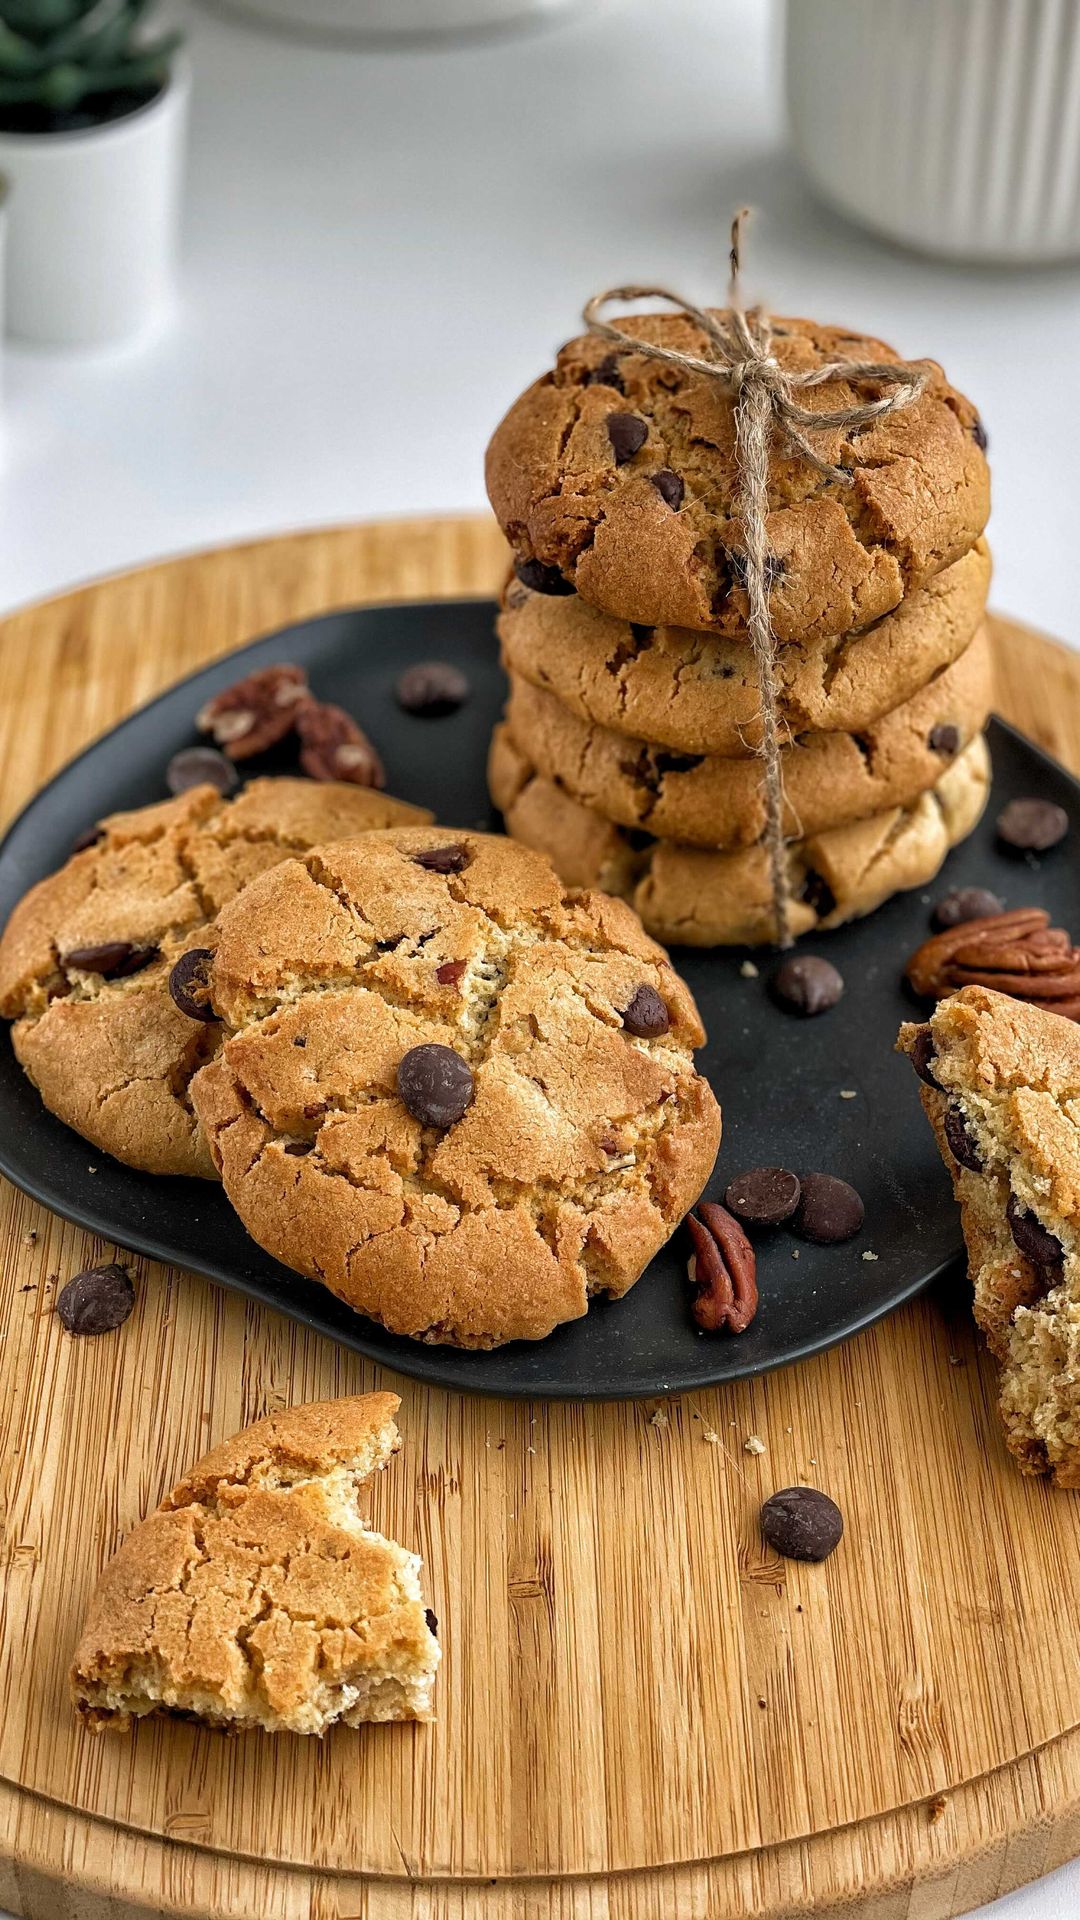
[583,210,930,947]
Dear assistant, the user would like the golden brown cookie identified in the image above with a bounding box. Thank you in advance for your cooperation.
[499,539,990,756]
[71,1393,440,1733]
[0,779,431,1177]
[501,623,992,851]
[189,828,721,1348]
[486,312,989,639]
[491,725,990,946]
[898,987,1080,1488]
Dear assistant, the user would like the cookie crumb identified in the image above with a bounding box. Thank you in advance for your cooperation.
[861,1249,879,1262]
[24,1230,37,1248]
[839,1089,857,1100]
[649,1406,670,1430]
[927,1794,948,1825]
[702,1427,721,1445]
[744,1434,766,1455]
[739,960,759,979]
[947,1354,964,1367]
[792,1248,801,1259]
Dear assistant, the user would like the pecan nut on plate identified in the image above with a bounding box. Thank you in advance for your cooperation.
[905,908,1080,1020]
[686,1201,758,1334]
[197,664,310,759]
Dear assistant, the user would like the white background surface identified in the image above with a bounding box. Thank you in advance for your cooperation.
[0,3,1078,1916]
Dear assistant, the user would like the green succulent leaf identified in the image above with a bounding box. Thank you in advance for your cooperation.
[0,0,181,112]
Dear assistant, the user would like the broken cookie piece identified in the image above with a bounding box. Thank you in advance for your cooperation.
[898,986,1080,1487]
[70,1393,440,1732]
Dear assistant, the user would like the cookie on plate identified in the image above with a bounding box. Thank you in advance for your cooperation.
[501,623,992,851]
[492,726,990,946]
[486,312,989,640]
[0,779,431,1178]
[899,987,1080,1488]
[499,539,990,757]
[71,1393,440,1732]
[189,828,721,1347]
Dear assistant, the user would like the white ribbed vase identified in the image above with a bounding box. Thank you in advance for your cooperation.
[786,0,1080,262]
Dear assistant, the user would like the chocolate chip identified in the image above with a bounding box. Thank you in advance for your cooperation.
[56,1263,135,1336]
[944,1103,982,1171]
[801,870,838,920]
[724,1166,801,1228]
[606,412,648,463]
[424,1607,439,1637]
[771,954,844,1017]
[436,958,466,988]
[1006,1194,1064,1272]
[996,797,1069,853]
[398,1043,474,1128]
[911,1027,939,1087]
[63,942,158,979]
[760,1486,843,1563]
[71,824,104,854]
[166,745,240,797]
[621,984,670,1038]
[514,558,575,596]
[650,468,684,510]
[931,886,1004,931]
[283,1139,314,1155]
[168,948,218,1022]
[792,1173,864,1244]
[972,414,988,451]
[395,661,469,718]
[412,844,470,874]
[583,353,624,393]
[928,724,960,756]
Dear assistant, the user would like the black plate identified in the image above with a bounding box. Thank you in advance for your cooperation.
[0,600,1076,1400]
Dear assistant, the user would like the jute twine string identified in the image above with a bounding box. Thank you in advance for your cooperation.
[583,209,930,947]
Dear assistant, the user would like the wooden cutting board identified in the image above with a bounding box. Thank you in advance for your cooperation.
[1,516,1079,1920]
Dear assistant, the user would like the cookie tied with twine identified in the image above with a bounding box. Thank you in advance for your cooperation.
[583,211,931,947]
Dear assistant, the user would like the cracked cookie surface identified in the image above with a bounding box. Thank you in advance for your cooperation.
[502,624,991,850]
[491,726,990,946]
[70,1392,440,1733]
[0,779,430,1177]
[190,827,721,1348]
[485,312,989,639]
[898,988,1080,1488]
[499,540,990,757]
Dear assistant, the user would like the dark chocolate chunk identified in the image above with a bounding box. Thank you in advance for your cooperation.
[166,745,240,797]
[997,797,1069,853]
[971,414,988,451]
[1006,1194,1064,1272]
[760,1486,844,1563]
[621,984,671,1038]
[793,1173,864,1244]
[583,353,624,393]
[56,1263,135,1336]
[606,412,648,463]
[771,954,844,1017]
[63,942,158,979]
[424,1607,439,1637]
[412,844,470,874]
[911,1027,939,1087]
[800,870,838,920]
[944,1103,982,1171]
[71,825,104,854]
[397,1043,475,1129]
[168,948,218,1022]
[650,468,684,510]
[931,886,1004,931]
[928,724,960,756]
[395,661,469,717]
[724,1166,801,1228]
[514,557,575,596]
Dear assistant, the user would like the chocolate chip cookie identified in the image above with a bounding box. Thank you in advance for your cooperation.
[486,312,989,640]
[899,987,1080,1488]
[71,1393,441,1732]
[502,623,991,851]
[189,828,721,1347]
[499,539,990,757]
[491,726,989,946]
[0,779,431,1177]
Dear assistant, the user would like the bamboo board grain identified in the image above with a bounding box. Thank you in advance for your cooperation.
[0,517,1079,1920]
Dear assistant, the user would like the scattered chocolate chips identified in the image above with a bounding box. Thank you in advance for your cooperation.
[396,660,469,718]
[514,557,575,596]
[621,984,670,1038]
[63,941,158,980]
[166,745,239,797]
[56,1263,135,1336]
[724,1166,801,1228]
[793,1173,864,1244]
[686,1202,758,1333]
[997,796,1069,853]
[944,1103,982,1171]
[1006,1194,1064,1273]
[71,824,104,854]
[412,843,470,874]
[398,1043,475,1129]
[928,723,960,757]
[760,1486,843,1563]
[931,886,1004,930]
[650,468,684,510]
[910,1027,939,1087]
[168,948,218,1022]
[196,663,309,759]
[296,699,385,787]
[424,1607,439,1637]
[606,412,648,464]
[583,353,624,392]
[771,954,844,1017]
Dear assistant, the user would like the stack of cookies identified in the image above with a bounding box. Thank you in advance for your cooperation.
[485,310,993,945]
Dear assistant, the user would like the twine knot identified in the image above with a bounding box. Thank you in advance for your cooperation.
[583,209,931,946]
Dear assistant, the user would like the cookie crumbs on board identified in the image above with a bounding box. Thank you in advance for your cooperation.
[743,1434,766,1456]
[739,960,759,978]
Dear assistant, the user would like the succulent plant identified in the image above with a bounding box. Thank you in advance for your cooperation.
[0,0,181,115]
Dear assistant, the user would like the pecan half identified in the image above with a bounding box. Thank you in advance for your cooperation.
[686,1201,758,1334]
[197,664,309,759]
[295,699,386,787]
[905,909,1080,1019]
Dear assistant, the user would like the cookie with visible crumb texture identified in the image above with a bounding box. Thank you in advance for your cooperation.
[190,827,721,1347]
[491,727,990,946]
[71,1393,440,1733]
[485,312,989,640]
[0,779,431,1177]
[898,987,1080,1488]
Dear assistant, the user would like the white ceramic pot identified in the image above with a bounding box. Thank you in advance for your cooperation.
[214,0,579,37]
[786,0,1080,263]
[0,58,189,347]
